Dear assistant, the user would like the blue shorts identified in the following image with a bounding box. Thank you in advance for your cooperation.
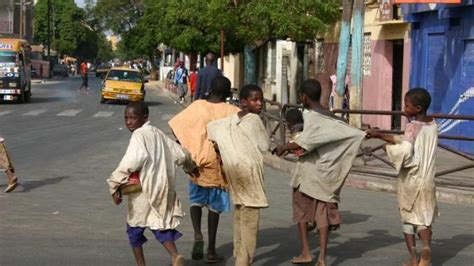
[126,225,182,248]
[189,181,230,213]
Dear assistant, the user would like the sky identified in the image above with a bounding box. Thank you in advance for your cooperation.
[75,0,86,8]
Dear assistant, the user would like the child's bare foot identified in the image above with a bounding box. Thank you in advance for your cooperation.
[172,254,185,266]
[291,254,314,264]
[315,255,326,266]
[418,247,431,266]
[402,259,417,266]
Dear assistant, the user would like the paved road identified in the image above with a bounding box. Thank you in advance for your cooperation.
[0,76,473,265]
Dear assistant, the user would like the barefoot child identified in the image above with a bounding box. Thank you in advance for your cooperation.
[366,88,438,266]
[169,76,240,263]
[0,138,20,193]
[207,85,270,265]
[107,102,196,266]
[274,79,365,266]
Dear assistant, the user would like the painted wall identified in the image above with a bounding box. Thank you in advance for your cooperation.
[406,4,474,153]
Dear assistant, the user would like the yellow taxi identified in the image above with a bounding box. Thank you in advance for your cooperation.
[100,67,147,103]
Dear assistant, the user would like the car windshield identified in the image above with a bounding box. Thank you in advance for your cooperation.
[0,51,17,63]
[106,70,142,82]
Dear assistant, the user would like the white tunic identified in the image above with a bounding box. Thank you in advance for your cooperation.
[386,121,438,226]
[107,122,194,230]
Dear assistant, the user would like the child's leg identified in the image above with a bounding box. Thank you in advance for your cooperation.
[291,189,314,263]
[235,206,260,266]
[402,223,418,266]
[317,226,329,266]
[207,210,220,258]
[418,227,432,266]
[131,247,146,266]
[190,205,204,260]
[291,222,313,263]
[162,241,184,266]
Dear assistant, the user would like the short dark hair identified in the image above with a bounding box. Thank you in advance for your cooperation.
[239,84,262,100]
[126,101,149,117]
[210,76,231,99]
[285,108,303,125]
[406,88,431,112]
[300,79,322,101]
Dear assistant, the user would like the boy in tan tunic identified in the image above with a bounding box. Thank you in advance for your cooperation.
[0,138,19,193]
[367,88,438,266]
[108,102,196,266]
[275,79,365,266]
[169,76,240,262]
[208,85,270,266]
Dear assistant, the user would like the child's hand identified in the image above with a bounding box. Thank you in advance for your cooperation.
[112,191,122,205]
[365,129,379,139]
[272,145,287,157]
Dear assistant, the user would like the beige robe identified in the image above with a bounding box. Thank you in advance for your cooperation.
[168,100,240,188]
[208,113,270,208]
[291,110,365,203]
[386,121,438,226]
[107,122,194,230]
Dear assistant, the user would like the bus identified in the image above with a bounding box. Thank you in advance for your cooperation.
[0,38,32,103]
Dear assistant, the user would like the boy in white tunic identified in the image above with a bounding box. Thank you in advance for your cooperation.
[207,85,270,266]
[107,102,196,266]
[366,88,438,266]
[274,79,365,266]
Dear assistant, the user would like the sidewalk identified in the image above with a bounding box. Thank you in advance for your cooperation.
[148,80,474,205]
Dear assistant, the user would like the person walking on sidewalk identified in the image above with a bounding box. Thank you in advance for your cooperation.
[195,53,222,100]
[188,64,198,102]
[169,77,240,263]
[207,84,270,266]
[0,137,19,193]
[107,102,197,266]
[79,59,89,93]
[366,88,438,266]
[175,61,188,103]
[274,79,365,266]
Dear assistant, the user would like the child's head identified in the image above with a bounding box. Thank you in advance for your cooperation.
[285,108,304,132]
[124,101,149,132]
[299,79,322,108]
[404,88,431,117]
[210,76,231,101]
[239,84,263,114]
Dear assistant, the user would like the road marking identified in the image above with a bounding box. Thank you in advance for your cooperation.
[57,109,82,116]
[0,110,13,116]
[93,111,114,118]
[23,109,47,116]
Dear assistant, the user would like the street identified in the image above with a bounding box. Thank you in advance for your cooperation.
[0,76,473,266]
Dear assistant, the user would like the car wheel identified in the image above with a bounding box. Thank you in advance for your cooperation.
[100,96,106,104]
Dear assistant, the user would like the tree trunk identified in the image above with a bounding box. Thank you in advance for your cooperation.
[349,0,365,128]
[335,0,353,112]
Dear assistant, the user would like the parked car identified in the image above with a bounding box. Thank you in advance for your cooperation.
[52,64,69,78]
[100,67,147,103]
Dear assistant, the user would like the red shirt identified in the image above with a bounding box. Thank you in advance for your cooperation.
[189,72,197,92]
[80,62,88,76]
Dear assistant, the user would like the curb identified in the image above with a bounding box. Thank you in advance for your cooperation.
[151,80,474,205]
[264,154,473,205]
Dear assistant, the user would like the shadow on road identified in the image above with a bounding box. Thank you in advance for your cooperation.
[432,234,474,266]
[0,176,71,193]
[29,97,66,104]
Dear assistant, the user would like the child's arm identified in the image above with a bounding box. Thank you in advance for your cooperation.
[365,129,397,145]
[273,142,303,157]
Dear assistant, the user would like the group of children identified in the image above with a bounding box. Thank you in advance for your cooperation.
[107,76,438,266]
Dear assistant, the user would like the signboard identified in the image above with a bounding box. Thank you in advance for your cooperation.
[380,0,393,21]
[393,0,460,3]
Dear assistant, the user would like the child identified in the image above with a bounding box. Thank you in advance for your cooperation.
[188,64,198,102]
[207,84,270,266]
[366,88,438,266]
[274,79,365,266]
[169,76,240,263]
[107,102,196,266]
[0,138,19,193]
[285,108,305,157]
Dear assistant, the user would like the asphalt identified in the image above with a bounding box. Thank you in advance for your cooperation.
[0,76,473,265]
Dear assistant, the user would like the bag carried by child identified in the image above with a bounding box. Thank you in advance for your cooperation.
[120,171,142,195]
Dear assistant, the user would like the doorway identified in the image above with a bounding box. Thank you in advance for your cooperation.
[392,39,404,130]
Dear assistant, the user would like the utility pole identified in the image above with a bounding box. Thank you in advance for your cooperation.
[335,0,353,112]
[47,0,51,78]
[349,0,365,128]
[19,0,24,38]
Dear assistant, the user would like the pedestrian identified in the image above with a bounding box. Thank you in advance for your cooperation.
[274,79,365,266]
[188,64,198,102]
[174,61,188,103]
[107,102,197,266]
[79,60,89,93]
[168,76,240,263]
[207,84,270,266]
[195,53,222,100]
[0,137,19,193]
[366,88,438,266]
